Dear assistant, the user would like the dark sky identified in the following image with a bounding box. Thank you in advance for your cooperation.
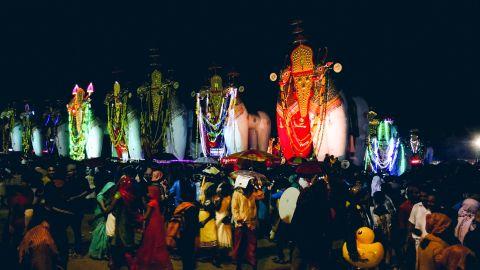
[1,0,479,151]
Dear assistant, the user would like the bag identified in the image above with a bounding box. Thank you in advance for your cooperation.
[106,213,116,237]
[166,202,194,249]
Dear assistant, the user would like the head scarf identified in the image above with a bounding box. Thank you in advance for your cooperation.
[97,182,115,203]
[454,198,480,243]
[118,175,135,204]
[426,213,452,235]
[438,244,473,270]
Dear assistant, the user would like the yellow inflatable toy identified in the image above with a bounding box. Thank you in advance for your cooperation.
[342,227,384,269]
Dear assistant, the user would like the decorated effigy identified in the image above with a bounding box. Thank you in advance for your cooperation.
[346,96,370,166]
[407,129,425,166]
[20,103,45,157]
[275,26,348,161]
[223,72,271,155]
[105,81,130,159]
[137,69,186,159]
[195,73,237,158]
[105,81,143,161]
[0,105,16,153]
[364,115,406,176]
[67,84,95,160]
[42,101,64,156]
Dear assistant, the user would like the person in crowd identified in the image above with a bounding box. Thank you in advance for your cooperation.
[408,187,433,249]
[169,174,196,208]
[397,183,420,269]
[108,169,139,270]
[454,198,479,244]
[463,210,480,258]
[290,165,332,270]
[372,191,394,267]
[88,181,115,260]
[175,185,199,270]
[35,164,56,186]
[18,209,58,270]
[3,185,33,268]
[344,180,374,266]
[43,171,72,269]
[214,181,233,263]
[63,163,88,256]
[198,177,220,267]
[135,185,173,270]
[231,179,264,270]
[438,244,477,270]
[416,213,452,270]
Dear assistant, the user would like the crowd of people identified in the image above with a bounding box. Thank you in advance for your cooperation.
[1,153,479,270]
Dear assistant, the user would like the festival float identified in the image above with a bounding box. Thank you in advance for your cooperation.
[346,96,370,167]
[105,81,142,161]
[20,103,43,156]
[137,64,187,160]
[42,100,65,156]
[0,105,16,153]
[223,72,271,155]
[407,128,425,167]
[67,83,102,160]
[274,23,348,161]
[364,114,407,176]
[194,71,237,158]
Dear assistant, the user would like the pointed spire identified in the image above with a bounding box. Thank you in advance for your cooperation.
[72,84,79,95]
[87,82,94,94]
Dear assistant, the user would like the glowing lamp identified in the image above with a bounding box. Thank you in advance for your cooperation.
[87,82,94,94]
[269,72,278,82]
[333,63,343,73]
[473,135,480,150]
[410,156,422,166]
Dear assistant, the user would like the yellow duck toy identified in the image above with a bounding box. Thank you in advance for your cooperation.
[342,227,384,269]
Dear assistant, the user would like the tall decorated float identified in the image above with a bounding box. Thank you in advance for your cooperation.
[137,67,187,159]
[105,81,142,161]
[406,129,425,166]
[42,101,65,156]
[0,105,17,152]
[194,72,237,158]
[67,83,101,160]
[223,72,271,155]
[274,25,348,161]
[364,114,406,176]
[20,103,43,156]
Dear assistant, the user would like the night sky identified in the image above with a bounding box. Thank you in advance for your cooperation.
[2,1,479,156]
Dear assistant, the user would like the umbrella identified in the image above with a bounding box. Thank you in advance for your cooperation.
[222,149,281,167]
[194,156,219,164]
[230,170,268,187]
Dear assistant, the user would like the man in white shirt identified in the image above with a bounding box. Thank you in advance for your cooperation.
[408,190,437,248]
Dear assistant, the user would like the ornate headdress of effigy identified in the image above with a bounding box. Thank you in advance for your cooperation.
[291,44,314,118]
